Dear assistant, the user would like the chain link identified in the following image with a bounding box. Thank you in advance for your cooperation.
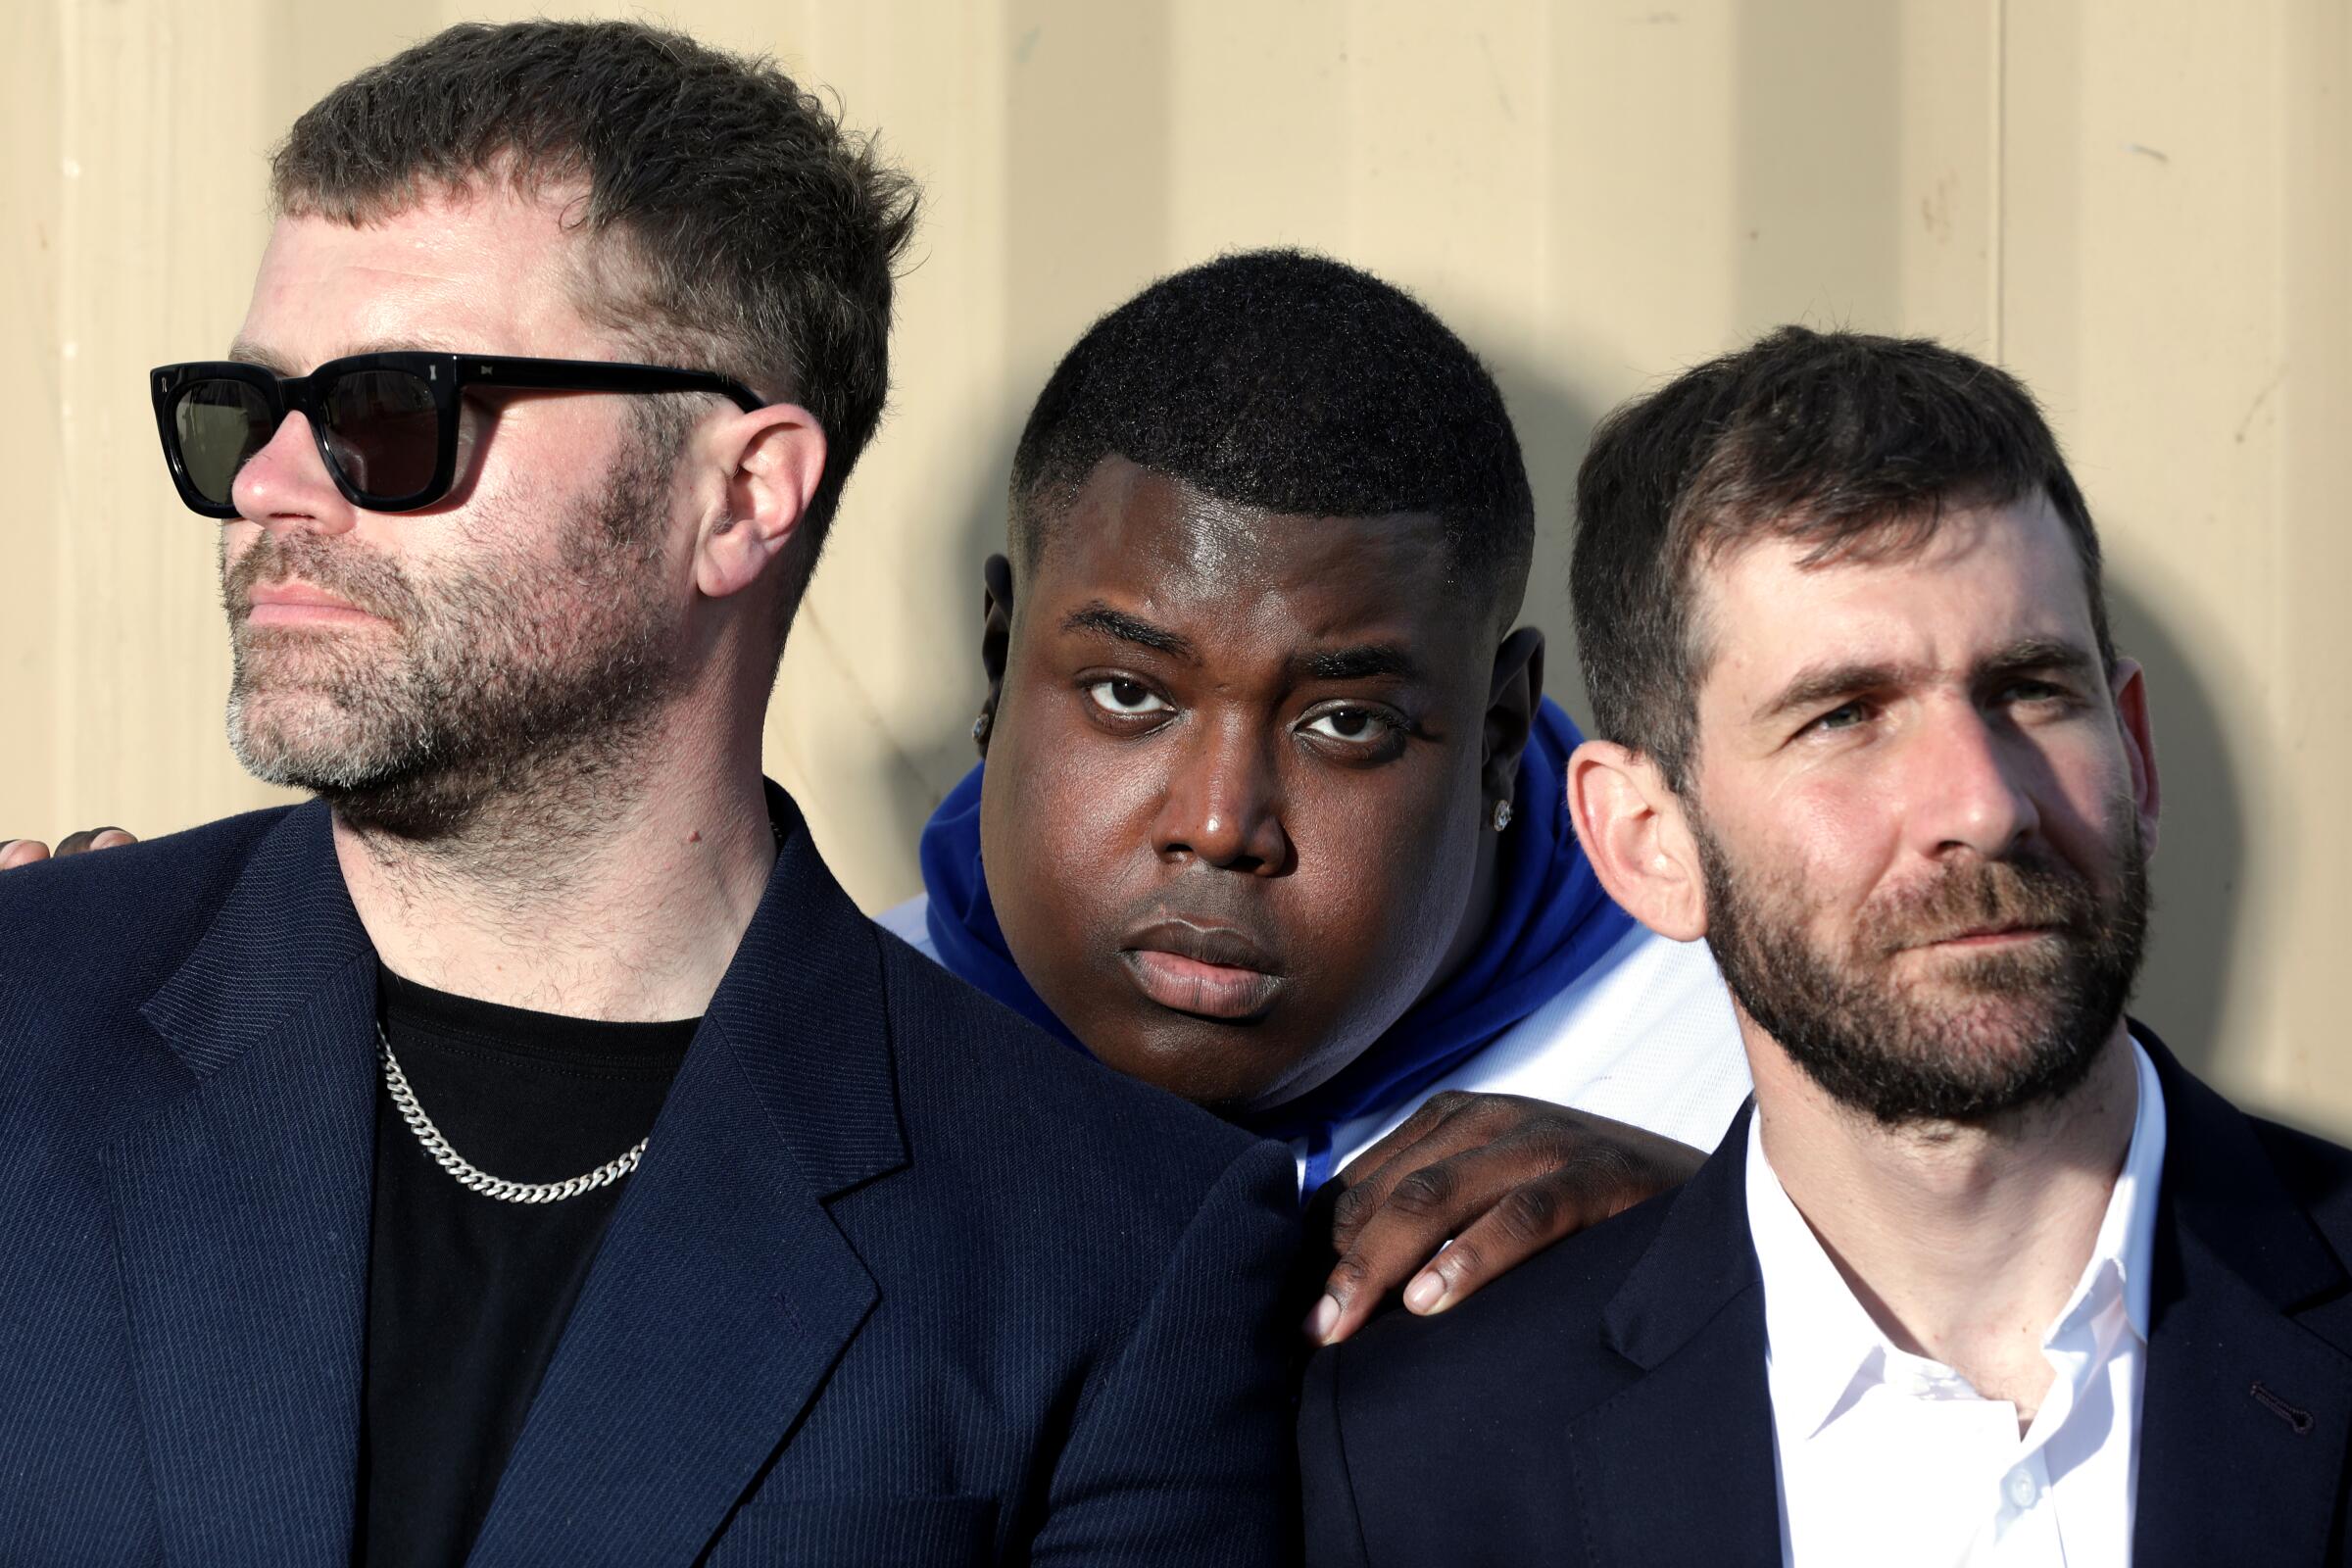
[375,1024,646,1204]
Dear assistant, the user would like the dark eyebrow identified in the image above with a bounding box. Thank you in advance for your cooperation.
[1753,637,2103,727]
[1976,636,2099,684]
[1753,662,1908,727]
[1294,643,1422,683]
[1060,603,1198,662]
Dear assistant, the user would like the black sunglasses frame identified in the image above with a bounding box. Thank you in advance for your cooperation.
[150,352,767,519]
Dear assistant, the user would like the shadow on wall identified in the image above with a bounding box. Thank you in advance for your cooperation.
[1486,354,1603,728]
[2106,573,2242,1078]
[838,0,1180,904]
[854,413,1027,899]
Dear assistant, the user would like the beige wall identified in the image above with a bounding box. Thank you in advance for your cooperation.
[4,2,2345,1131]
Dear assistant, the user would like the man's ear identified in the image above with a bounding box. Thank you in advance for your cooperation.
[692,402,827,604]
[1565,739,1708,942]
[976,553,1014,759]
[1481,626,1545,812]
[2110,655,2161,860]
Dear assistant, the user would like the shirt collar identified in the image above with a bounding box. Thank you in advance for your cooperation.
[2088,1036,2167,1342]
[1746,1036,2168,1442]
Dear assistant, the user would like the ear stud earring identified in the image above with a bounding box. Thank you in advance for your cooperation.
[971,710,993,745]
[1491,798,1514,833]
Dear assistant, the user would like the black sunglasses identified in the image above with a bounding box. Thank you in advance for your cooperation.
[149,352,766,519]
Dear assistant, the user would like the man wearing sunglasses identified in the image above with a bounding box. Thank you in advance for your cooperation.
[0,20,1298,1566]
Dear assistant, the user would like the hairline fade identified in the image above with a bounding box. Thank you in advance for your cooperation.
[1004,248,1538,640]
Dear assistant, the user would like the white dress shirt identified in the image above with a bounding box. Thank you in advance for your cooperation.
[1746,1039,2167,1567]
[875,897,1754,1183]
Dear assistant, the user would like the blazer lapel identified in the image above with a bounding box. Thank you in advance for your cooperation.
[468,792,909,1567]
[108,804,379,1566]
[1569,1104,1785,1568]
[2133,1033,2352,1567]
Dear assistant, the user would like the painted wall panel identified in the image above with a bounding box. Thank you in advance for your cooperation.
[2,0,2341,1134]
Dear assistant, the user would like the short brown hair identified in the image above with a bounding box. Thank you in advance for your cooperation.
[272,19,917,565]
[1570,325,2113,790]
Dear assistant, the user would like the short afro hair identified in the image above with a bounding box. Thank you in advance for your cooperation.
[1008,249,1535,629]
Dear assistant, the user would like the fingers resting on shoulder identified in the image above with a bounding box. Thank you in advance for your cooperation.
[0,827,138,869]
[1304,1090,1707,1348]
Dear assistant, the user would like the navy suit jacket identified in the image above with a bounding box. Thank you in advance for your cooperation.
[0,793,1301,1565]
[1300,1034,2352,1566]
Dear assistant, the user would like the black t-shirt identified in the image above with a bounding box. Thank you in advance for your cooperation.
[360,964,696,1568]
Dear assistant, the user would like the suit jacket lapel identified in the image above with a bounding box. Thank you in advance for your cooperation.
[468,792,909,1566]
[1569,1103,1785,1568]
[108,804,379,1567]
[2133,1032,2352,1567]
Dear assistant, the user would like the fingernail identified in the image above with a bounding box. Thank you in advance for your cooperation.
[1404,1272,1447,1314]
[1303,1294,1341,1343]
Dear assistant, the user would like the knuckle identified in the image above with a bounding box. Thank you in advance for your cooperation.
[1404,1091,1472,1131]
[1494,1179,1570,1246]
[1584,1146,1650,1201]
[1538,1134,1641,1191]
[1329,1182,1376,1236]
[1386,1165,1458,1220]
[1437,1236,1487,1285]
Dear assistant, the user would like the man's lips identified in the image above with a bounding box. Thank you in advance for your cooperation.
[1118,920,1287,1021]
[244,579,384,627]
[1907,922,2062,952]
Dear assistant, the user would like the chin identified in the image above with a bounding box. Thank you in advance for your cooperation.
[1081,1014,1310,1113]
[227,702,400,795]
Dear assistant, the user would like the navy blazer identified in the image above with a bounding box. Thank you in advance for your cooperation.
[1300,1034,2352,1566]
[0,793,1301,1565]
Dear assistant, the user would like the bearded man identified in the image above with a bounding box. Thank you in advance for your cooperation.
[0,21,1298,1565]
[1298,327,2352,1566]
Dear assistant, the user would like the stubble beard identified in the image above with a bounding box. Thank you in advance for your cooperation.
[221,436,684,851]
[1693,804,2151,1127]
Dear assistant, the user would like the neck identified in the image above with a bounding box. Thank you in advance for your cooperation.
[1750,1020,2140,1417]
[333,710,774,1022]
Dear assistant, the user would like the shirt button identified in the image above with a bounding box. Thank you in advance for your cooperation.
[2006,1469,2039,1509]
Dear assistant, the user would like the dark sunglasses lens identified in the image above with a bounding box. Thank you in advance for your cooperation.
[321,369,441,503]
[172,379,275,506]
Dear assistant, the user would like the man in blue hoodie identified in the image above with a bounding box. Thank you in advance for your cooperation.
[882,251,1751,1343]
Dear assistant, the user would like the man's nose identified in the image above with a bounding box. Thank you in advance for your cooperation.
[229,412,358,534]
[1903,703,2041,861]
[1152,718,1292,875]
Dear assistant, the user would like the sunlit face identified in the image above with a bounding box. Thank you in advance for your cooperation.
[979,459,1500,1113]
[1682,495,2157,1122]
[219,187,695,837]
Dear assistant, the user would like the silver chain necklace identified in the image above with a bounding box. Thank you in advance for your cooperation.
[375,1023,646,1204]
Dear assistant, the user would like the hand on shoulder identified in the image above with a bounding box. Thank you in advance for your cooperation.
[1305,1090,1704,1346]
[0,828,138,869]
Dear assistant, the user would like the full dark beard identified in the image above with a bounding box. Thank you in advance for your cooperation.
[1694,808,2150,1125]
[221,440,681,844]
